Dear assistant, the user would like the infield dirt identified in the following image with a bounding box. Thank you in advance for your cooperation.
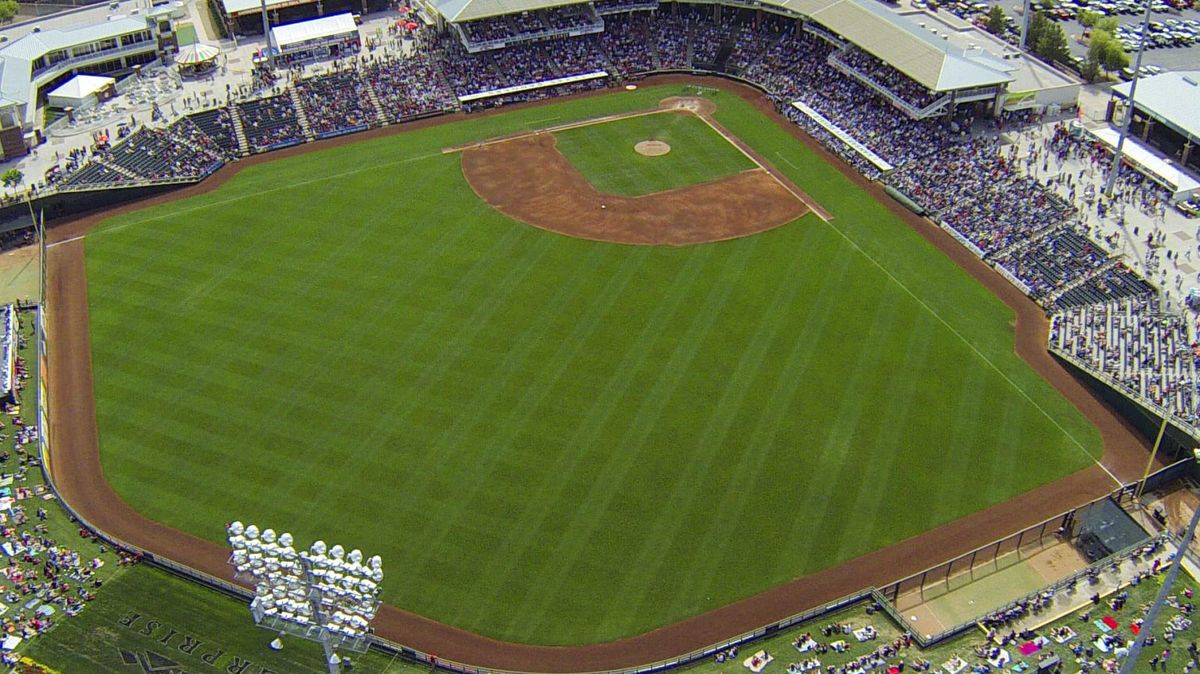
[44,76,1154,672]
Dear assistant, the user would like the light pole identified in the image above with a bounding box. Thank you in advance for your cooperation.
[227,522,383,674]
[1104,0,1154,198]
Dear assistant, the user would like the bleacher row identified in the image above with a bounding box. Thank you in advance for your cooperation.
[44,11,1193,431]
[1051,298,1200,426]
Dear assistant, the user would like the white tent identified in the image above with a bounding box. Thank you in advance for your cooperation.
[46,74,115,109]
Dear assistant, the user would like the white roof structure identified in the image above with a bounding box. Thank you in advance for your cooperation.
[431,0,585,22]
[271,13,357,50]
[427,0,1062,94]
[46,73,114,107]
[0,16,148,108]
[1111,71,1200,143]
[222,0,306,17]
[801,0,1013,91]
[1088,126,1200,201]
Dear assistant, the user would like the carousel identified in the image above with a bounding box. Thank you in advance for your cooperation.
[175,43,222,78]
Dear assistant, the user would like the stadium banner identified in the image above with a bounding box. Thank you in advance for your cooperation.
[458,71,608,103]
[937,222,987,259]
[993,262,1035,296]
[790,101,893,173]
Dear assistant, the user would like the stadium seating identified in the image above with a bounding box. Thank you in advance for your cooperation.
[237,95,304,152]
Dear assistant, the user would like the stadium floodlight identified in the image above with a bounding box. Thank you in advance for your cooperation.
[227,521,382,674]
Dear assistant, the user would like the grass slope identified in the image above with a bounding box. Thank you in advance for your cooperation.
[85,86,1102,646]
[551,110,754,196]
[22,565,414,673]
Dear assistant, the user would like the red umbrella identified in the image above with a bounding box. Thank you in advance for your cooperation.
[405,21,418,29]
[398,5,410,12]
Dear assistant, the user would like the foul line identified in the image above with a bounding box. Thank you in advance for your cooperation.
[693,113,832,222]
[818,213,1123,487]
[49,150,443,248]
[442,107,673,154]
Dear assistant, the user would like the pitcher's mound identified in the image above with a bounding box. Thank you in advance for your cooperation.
[635,140,671,157]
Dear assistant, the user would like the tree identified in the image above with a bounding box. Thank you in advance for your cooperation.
[1078,8,1101,27]
[0,0,18,23]
[1029,12,1072,63]
[1096,17,1120,33]
[0,169,22,188]
[986,5,1009,35]
[1098,33,1129,73]
[1087,28,1129,76]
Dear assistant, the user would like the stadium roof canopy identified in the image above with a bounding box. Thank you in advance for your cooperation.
[1111,71,1200,142]
[429,0,593,23]
[429,0,1020,92]
[787,0,1016,91]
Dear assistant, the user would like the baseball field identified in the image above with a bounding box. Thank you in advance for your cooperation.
[71,83,1109,648]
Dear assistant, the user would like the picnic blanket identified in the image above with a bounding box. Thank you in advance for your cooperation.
[1103,616,1119,630]
[1018,642,1040,657]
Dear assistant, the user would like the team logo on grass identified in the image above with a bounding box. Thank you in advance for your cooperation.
[117,612,279,674]
[118,648,184,673]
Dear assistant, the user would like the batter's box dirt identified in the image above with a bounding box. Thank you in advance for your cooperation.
[459,132,809,246]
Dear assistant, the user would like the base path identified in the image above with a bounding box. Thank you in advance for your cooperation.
[460,131,808,245]
[44,75,1154,672]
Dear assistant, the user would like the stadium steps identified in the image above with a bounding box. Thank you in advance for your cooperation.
[167,119,226,164]
[989,222,1067,261]
[287,85,316,141]
[363,80,390,126]
[1044,257,1125,308]
[94,156,143,181]
[227,105,251,156]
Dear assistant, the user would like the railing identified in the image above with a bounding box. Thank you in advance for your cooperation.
[1047,346,1200,442]
[33,40,157,83]
[595,0,659,14]
[458,18,605,53]
[918,533,1165,646]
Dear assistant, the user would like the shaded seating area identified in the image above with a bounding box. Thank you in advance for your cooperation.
[295,70,377,137]
[187,107,242,156]
[236,96,304,152]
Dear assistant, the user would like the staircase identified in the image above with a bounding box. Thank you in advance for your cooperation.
[288,85,316,141]
[364,79,391,126]
[1045,258,1125,307]
[167,120,226,165]
[989,222,1067,261]
[228,105,251,156]
[711,33,737,72]
[95,156,143,181]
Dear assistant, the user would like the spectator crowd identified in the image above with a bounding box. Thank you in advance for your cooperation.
[29,7,1197,433]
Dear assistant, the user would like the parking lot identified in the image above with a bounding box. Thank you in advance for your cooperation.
[926,0,1200,74]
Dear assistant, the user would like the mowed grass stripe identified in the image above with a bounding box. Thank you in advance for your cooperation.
[84,85,1103,644]
[513,240,763,633]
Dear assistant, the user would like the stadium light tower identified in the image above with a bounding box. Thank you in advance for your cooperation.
[1104,0,1155,199]
[227,522,383,674]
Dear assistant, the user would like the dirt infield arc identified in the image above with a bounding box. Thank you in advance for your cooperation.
[45,76,1154,672]
[460,130,808,245]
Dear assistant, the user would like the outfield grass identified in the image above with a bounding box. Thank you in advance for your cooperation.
[551,111,754,196]
[84,85,1103,645]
